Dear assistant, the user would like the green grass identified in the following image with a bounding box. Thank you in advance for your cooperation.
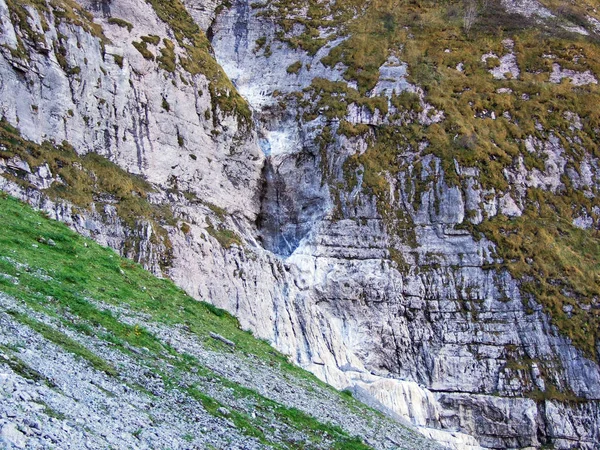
[157,38,177,72]
[0,193,379,448]
[107,17,133,32]
[40,401,67,420]
[113,54,124,68]
[206,224,243,249]
[0,344,54,385]
[132,40,154,60]
[186,384,371,448]
[286,61,302,74]
[141,35,161,46]
[0,194,245,357]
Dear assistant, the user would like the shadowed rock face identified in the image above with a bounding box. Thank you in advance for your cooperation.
[257,150,330,256]
[256,156,301,256]
[88,0,111,16]
[1,0,599,448]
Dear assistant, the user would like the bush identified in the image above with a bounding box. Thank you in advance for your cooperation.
[286,61,302,74]
[107,17,133,32]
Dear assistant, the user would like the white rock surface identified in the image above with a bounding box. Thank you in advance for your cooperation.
[549,63,598,86]
[481,40,520,80]
[501,0,553,18]
[1,422,27,449]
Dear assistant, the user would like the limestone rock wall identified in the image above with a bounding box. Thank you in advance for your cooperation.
[203,1,600,448]
[0,0,599,448]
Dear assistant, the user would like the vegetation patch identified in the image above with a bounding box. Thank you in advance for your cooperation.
[0,344,54,385]
[253,0,364,56]
[0,193,285,371]
[7,310,118,376]
[478,192,600,360]
[107,17,133,32]
[0,119,175,271]
[286,60,302,74]
[132,40,154,60]
[141,34,161,46]
[206,219,243,249]
[113,54,124,68]
[157,38,176,72]
[282,0,600,359]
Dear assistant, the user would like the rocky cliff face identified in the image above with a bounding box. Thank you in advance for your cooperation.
[204,1,600,448]
[1,0,599,448]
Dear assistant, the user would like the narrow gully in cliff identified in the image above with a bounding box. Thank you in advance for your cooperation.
[207,41,330,257]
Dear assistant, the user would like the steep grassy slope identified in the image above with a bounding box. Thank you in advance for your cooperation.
[0,193,439,449]
[0,119,176,269]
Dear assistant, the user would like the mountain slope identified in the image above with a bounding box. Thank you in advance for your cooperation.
[0,0,599,448]
[0,193,440,449]
[208,0,600,447]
